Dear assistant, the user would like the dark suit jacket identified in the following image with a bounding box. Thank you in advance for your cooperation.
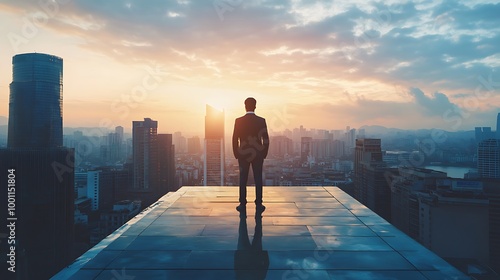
[232,113,269,161]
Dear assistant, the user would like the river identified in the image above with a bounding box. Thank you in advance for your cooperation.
[423,165,477,179]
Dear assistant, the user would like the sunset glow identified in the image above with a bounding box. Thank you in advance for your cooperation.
[0,0,499,136]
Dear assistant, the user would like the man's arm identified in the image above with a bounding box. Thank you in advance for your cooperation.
[232,119,239,159]
[261,119,269,159]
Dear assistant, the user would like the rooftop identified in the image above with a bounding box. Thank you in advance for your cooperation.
[54,186,469,279]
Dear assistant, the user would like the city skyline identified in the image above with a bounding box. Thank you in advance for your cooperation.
[1,1,500,135]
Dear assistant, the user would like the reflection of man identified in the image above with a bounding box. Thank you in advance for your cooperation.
[234,206,269,279]
[232,97,269,212]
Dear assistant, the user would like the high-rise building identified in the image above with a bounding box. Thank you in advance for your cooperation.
[173,131,187,154]
[345,127,356,155]
[86,169,126,211]
[478,139,500,179]
[416,183,489,263]
[485,183,500,272]
[108,126,124,162]
[187,136,201,155]
[497,113,500,139]
[0,53,74,279]
[353,138,393,221]
[300,136,312,162]
[390,167,447,238]
[204,105,224,186]
[269,135,293,159]
[475,127,495,145]
[158,134,176,193]
[0,149,74,279]
[132,118,159,205]
[8,53,63,148]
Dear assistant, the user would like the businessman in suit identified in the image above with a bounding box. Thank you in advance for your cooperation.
[232,97,269,212]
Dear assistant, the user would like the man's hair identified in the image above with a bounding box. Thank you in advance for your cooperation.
[245,97,256,111]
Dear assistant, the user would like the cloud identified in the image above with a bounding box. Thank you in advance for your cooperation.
[408,87,458,116]
[1,0,499,131]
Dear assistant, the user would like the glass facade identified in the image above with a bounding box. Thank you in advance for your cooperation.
[8,53,63,148]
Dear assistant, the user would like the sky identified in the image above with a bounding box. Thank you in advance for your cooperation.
[0,0,499,136]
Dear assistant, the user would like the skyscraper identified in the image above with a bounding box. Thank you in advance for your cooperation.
[353,138,393,221]
[132,118,159,194]
[478,139,500,179]
[0,53,73,279]
[158,134,176,193]
[497,113,500,139]
[204,105,224,186]
[300,136,312,162]
[8,53,63,148]
[187,136,202,155]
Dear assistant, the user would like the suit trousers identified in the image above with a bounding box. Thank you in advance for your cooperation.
[238,157,264,204]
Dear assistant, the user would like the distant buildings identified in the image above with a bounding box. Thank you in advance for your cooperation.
[187,136,202,155]
[300,136,312,162]
[269,135,293,159]
[475,127,495,145]
[90,200,141,245]
[0,53,74,279]
[204,105,225,186]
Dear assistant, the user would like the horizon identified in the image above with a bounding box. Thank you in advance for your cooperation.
[1,1,499,135]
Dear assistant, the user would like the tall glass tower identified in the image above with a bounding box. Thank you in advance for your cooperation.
[204,105,225,186]
[8,53,63,148]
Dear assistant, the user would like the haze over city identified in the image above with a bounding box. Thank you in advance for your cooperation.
[1,0,499,135]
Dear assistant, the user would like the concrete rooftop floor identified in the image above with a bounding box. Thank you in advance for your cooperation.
[54,186,469,280]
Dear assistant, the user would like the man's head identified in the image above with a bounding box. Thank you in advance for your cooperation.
[245,97,256,112]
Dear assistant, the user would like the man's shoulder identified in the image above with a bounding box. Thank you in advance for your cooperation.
[235,114,266,122]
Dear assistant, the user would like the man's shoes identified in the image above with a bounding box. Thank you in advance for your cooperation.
[236,203,247,212]
[256,204,266,213]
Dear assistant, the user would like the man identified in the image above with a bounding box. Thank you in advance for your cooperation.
[232,97,269,212]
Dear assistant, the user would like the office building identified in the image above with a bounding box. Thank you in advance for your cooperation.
[204,105,225,186]
[478,139,500,179]
[0,53,74,279]
[475,127,495,145]
[173,131,187,154]
[354,138,393,221]
[416,184,489,263]
[8,53,63,148]
[132,118,159,205]
[300,136,312,162]
[269,136,292,159]
[158,134,176,193]
[497,113,500,139]
[485,183,500,272]
[187,136,201,155]
[0,148,74,279]
[390,167,448,238]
